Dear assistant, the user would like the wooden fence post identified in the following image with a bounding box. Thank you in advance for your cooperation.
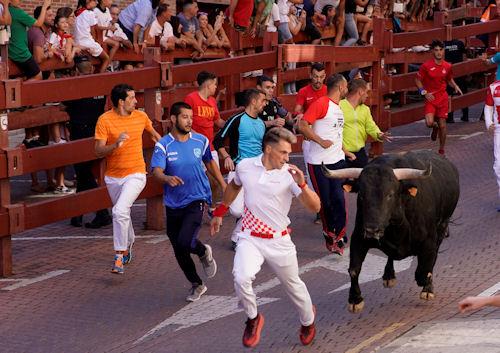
[143,47,165,231]
[0,42,12,276]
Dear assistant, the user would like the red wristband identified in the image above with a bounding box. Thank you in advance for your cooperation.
[213,204,229,217]
[298,182,307,189]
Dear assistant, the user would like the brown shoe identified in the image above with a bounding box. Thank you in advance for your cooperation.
[430,126,439,141]
[300,305,316,345]
[242,313,264,348]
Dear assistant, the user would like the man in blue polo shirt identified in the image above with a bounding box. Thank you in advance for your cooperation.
[151,101,226,302]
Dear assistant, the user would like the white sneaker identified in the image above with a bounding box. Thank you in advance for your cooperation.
[186,284,207,302]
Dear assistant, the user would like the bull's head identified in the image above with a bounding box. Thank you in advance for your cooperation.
[322,163,431,240]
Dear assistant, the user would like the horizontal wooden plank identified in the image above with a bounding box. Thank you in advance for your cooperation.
[384,51,432,64]
[392,28,446,48]
[452,20,500,39]
[0,212,8,237]
[24,175,163,230]
[281,45,378,63]
[7,106,69,130]
[450,88,487,111]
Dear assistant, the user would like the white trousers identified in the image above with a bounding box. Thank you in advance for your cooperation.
[104,173,147,251]
[494,129,500,199]
[232,232,314,326]
[228,171,245,242]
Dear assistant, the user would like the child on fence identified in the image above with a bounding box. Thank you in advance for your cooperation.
[94,0,119,66]
[49,15,80,62]
[74,0,110,72]
[105,5,132,49]
[144,3,184,51]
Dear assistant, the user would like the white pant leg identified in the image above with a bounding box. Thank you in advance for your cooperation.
[302,141,313,189]
[227,171,245,243]
[105,173,147,251]
[231,218,243,243]
[263,236,314,326]
[232,234,265,320]
[494,130,500,199]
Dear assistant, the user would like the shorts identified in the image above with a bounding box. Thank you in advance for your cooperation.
[77,38,103,57]
[12,57,40,79]
[424,94,449,119]
[278,22,293,43]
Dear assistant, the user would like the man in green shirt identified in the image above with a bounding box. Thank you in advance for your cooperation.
[340,79,391,169]
[9,0,51,80]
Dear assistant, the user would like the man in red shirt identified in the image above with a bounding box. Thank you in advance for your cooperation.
[184,71,226,208]
[228,0,254,32]
[295,62,327,224]
[416,40,463,155]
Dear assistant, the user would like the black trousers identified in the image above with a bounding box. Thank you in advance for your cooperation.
[166,201,207,285]
[345,148,369,169]
[308,160,347,240]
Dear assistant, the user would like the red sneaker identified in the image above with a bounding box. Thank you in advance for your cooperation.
[242,313,264,348]
[300,305,316,345]
[438,149,445,156]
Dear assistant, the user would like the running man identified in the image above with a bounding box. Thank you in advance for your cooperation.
[95,84,161,274]
[484,78,500,211]
[415,39,463,155]
[211,127,321,348]
[151,102,226,302]
[298,74,355,255]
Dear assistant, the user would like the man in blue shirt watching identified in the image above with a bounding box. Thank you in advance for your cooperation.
[484,51,500,80]
[118,0,159,53]
[151,101,226,302]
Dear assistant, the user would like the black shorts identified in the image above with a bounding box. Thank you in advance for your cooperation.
[12,57,41,79]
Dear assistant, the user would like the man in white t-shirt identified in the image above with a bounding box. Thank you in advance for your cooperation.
[144,3,181,51]
[105,4,132,48]
[211,127,320,348]
[298,73,354,256]
[266,2,280,33]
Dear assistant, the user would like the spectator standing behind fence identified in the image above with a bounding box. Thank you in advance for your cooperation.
[94,84,161,274]
[445,38,468,123]
[118,0,159,54]
[28,5,54,72]
[415,40,463,156]
[177,0,205,58]
[9,0,51,80]
[105,5,132,49]
[151,102,225,302]
[340,79,391,171]
[302,0,322,45]
[228,0,254,33]
[0,0,11,27]
[74,0,110,73]
[144,3,181,51]
[66,56,112,228]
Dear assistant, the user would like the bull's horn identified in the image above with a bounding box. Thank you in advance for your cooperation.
[393,164,432,180]
[322,164,362,179]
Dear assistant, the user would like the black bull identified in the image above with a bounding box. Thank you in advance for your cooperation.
[322,150,459,312]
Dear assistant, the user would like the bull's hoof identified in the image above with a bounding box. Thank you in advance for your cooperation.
[420,291,435,300]
[383,278,397,288]
[348,300,365,313]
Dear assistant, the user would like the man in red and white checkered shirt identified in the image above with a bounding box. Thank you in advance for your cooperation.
[211,127,321,348]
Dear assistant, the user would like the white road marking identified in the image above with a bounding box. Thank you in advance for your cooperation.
[459,131,484,140]
[0,270,70,291]
[391,134,469,139]
[146,235,170,244]
[0,278,28,282]
[135,250,413,343]
[478,282,500,297]
[13,235,160,241]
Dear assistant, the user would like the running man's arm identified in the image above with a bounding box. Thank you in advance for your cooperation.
[298,101,332,148]
[205,159,226,190]
[459,295,500,313]
[447,78,463,95]
[210,180,243,236]
[94,135,127,158]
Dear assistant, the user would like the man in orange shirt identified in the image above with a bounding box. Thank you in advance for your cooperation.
[95,84,161,274]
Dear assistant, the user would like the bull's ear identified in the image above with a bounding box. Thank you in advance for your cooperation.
[343,184,353,193]
[408,187,418,197]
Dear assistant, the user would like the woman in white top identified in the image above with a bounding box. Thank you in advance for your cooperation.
[94,0,119,65]
[74,0,110,73]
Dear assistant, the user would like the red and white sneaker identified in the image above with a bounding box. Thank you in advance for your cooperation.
[242,313,264,348]
[300,305,316,345]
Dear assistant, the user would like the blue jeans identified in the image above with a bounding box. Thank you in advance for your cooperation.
[343,13,359,47]
[308,160,347,240]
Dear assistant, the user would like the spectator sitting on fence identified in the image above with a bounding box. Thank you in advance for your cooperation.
[177,0,205,58]
[314,4,336,31]
[144,3,185,51]
[198,11,230,49]
[288,5,307,37]
[105,5,132,50]
[0,0,11,27]
[49,14,80,63]
[265,0,280,34]
[314,0,344,46]
[94,0,119,67]
[301,0,322,45]
[56,7,76,34]
[27,4,55,77]
[118,0,160,54]
[74,0,110,73]
[351,0,372,45]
